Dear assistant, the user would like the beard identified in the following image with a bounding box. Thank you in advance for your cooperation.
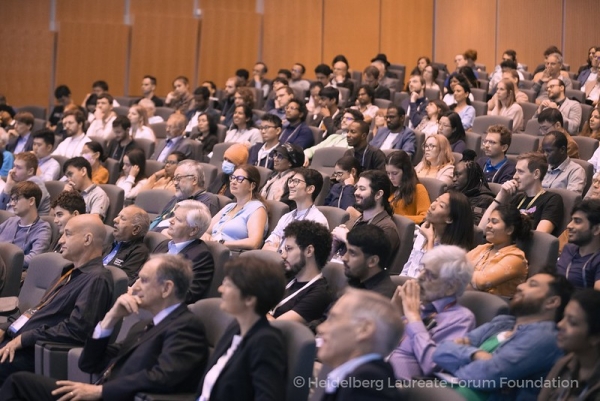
[354,192,376,212]
[509,295,544,318]
[285,253,306,279]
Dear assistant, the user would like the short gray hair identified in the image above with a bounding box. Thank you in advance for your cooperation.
[549,52,563,66]
[128,205,150,238]
[343,288,404,356]
[150,254,192,300]
[422,245,473,297]
[176,199,211,238]
[177,159,206,188]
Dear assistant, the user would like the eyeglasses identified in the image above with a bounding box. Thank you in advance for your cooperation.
[421,267,439,281]
[229,175,251,183]
[343,117,354,122]
[8,196,23,204]
[173,174,195,182]
[482,139,499,146]
[332,171,346,177]
[423,144,437,150]
[259,125,277,131]
[287,178,306,186]
[285,106,300,111]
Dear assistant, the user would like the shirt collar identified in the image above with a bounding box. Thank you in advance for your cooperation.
[485,156,508,172]
[81,184,97,195]
[326,353,382,393]
[422,295,458,316]
[153,303,181,326]
[168,239,195,254]
[549,157,571,173]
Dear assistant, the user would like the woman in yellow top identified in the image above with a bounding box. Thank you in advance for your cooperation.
[467,204,531,298]
[81,141,109,185]
[385,151,430,224]
[414,134,455,185]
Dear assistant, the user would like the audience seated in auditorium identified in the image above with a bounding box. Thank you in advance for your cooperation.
[487,78,524,132]
[185,86,220,134]
[371,55,397,90]
[0,181,51,270]
[533,52,574,104]
[63,157,109,220]
[50,190,86,252]
[268,86,294,122]
[433,273,574,401]
[534,78,582,135]
[541,131,586,194]
[165,76,193,114]
[488,50,526,92]
[468,204,530,298]
[502,68,529,104]
[443,73,474,106]
[140,151,183,195]
[415,99,449,137]
[0,152,50,215]
[127,104,156,142]
[479,152,564,237]
[324,155,361,211]
[260,143,304,204]
[155,200,215,304]
[136,74,164,107]
[81,80,119,111]
[82,141,109,185]
[386,150,430,224]
[316,289,403,400]
[114,149,147,201]
[423,64,442,94]
[102,205,149,285]
[188,112,220,162]
[208,143,249,199]
[537,108,579,159]
[279,98,313,149]
[206,165,268,250]
[305,105,358,166]
[87,94,117,141]
[106,115,138,164]
[220,77,239,128]
[252,62,271,99]
[351,85,378,124]
[390,245,476,380]
[269,220,332,325]
[5,112,34,154]
[52,109,91,158]
[345,120,386,171]
[477,125,516,185]
[306,81,324,115]
[139,98,163,124]
[0,214,113,385]
[438,111,466,153]
[248,113,282,169]
[307,86,342,140]
[580,106,600,140]
[401,191,474,277]
[556,199,600,290]
[414,134,455,185]
[48,84,74,131]
[0,130,13,179]
[330,56,354,96]
[362,65,391,101]
[263,168,328,252]
[370,106,416,156]
[224,104,261,147]
[452,151,495,225]
[401,74,429,129]
[152,113,194,162]
[31,129,60,181]
[450,82,475,130]
[196,256,286,401]
[289,62,310,94]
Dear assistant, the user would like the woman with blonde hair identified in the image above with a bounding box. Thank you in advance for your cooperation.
[127,104,156,142]
[487,78,524,132]
[414,134,455,185]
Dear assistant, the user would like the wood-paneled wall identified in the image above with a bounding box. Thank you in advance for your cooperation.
[2,0,600,110]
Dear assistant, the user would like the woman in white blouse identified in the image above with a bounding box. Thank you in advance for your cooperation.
[115,148,148,200]
[487,79,524,132]
[224,105,261,146]
[128,104,156,142]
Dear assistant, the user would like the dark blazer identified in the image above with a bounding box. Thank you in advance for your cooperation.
[320,359,399,401]
[197,317,286,401]
[151,137,195,161]
[79,304,208,401]
[6,133,34,153]
[154,239,215,304]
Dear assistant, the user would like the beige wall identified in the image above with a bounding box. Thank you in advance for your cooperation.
[1,0,599,109]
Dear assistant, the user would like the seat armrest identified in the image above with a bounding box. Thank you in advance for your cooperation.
[35,341,81,380]
[0,296,18,315]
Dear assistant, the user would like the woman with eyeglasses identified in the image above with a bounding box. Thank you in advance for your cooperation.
[324,155,361,210]
[487,78,524,133]
[538,289,600,401]
[467,204,530,298]
[414,134,455,185]
[437,111,467,153]
[386,151,430,224]
[415,99,449,137]
[224,105,261,146]
[141,151,185,194]
[205,164,268,250]
[115,148,148,201]
[260,143,305,205]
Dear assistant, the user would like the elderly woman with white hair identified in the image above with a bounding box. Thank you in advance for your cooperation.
[389,245,476,380]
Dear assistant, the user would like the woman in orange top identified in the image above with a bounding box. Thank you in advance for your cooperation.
[81,141,109,185]
[467,204,531,298]
[385,150,430,224]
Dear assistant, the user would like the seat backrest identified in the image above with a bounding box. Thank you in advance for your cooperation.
[507,134,539,155]
[471,100,488,117]
[520,79,535,89]
[389,215,416,274]
[204,241,231,298]
[337,87,350,107]
[113,106,129,116]
[271,320,316,401]
[425,88,440,100]
[0,243,24,298]
[149,122,167,139]
[134,189,174,215]
[40,215,60,251]
[255,166,273,189]
[143,231,169,252]
[133,138,155,159]
[199,162,218,187]
[565,89,585,103]
[114,96,135,107]
[314,173,331,207]
[516,230,559,276]
[189,298,235,352]
[581,104,594,132]
[0,210,14,225]
[520,102,538,130]
[571,158,594,195]
[458,290,509,327]
[98,184,125,225]
[19,253,71,312]
[16,105,47,119]
[239,249,284,266]
[390,274,413,287]
[265,200,290,235]
[105,265,129,304]
[144,160,164,177]
[308,126,323,146]
[45,180,66,204]
[154,107,174,121]
[33,117,47,132]
[393,91,409,108]
[311,147,348,176]
[465,131,483,157]
[374,98,392,109]
[321,262,347,299]
[104,158,121,185]
[209,143,234,170]
[472,115,513,134]
[520,88,536,103]
[524,119,541,135]
[572,136,599,163]
[419,177,447,202]
[103,224,114,253]
[216,194,233,211]
[470,88,487,102]
[412,130,425,165]
[547,188,581,235]
[317,206,349,229]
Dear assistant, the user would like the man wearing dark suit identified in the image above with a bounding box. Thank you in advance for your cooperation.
[0,254,209,401]
[313,289,403,400]
[154,199,215,304]
[151,113,195,162]
[6,111,34,154]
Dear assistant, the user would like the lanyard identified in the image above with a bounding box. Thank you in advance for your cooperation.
[36,267,76,311]
[566,251,600,288]
[269,273,322,315]
[516,190,545,210]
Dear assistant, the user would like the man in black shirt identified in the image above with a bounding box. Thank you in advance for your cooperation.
[344,120,386,172]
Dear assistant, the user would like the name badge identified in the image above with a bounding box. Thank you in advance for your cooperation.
[8,308,36,335]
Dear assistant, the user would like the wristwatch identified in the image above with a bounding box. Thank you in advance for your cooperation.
[218,239,225,244]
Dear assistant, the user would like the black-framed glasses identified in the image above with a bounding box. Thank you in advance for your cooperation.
[332,171,346,178]
[8,196,23,204]
[287,178,306,186]
[259,125,277,132]
[229,175,251,183]
[173,174,195,182]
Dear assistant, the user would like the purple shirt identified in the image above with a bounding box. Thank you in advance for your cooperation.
[389,295,476,380]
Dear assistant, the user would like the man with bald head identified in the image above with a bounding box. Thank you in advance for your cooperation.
[103,205,150,285]
[0,214,114,384]
[151,113,195,162]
